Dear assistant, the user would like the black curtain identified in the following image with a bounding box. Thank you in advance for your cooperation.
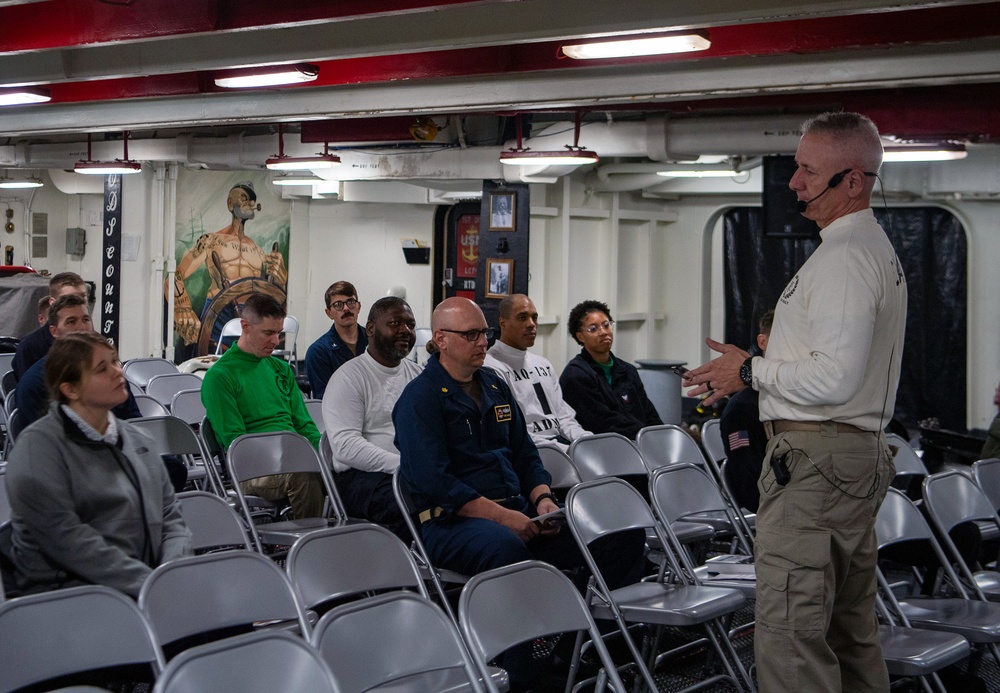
[722,207,967,429]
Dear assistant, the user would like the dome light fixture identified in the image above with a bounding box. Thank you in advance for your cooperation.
[500,113,598,167]
[265,124,340,170]
[74,132,142,175]
[215,63,320,89]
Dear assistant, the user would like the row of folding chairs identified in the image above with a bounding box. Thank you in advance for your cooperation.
[0,521,625,693]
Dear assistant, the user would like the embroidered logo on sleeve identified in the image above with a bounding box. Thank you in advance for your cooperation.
[728,430,750,451]
[494,404,512,422]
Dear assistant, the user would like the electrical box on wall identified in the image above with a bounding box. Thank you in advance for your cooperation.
[66,227,87,257]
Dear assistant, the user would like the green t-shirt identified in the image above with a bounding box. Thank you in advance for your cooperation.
[201,344,320,450]
[596,355,615,385]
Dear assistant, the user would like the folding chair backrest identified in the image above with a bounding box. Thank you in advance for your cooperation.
[650,463,728,523]
[153,630,338,693]
[176,491,252,552]
[536,443,581,490]
[138,551,310,655]
[304,398,324,434]
[923,470,998,533]
[635,423,708,473]
[568,433,645,480]
[5,409,23,445]
[123,357,179,391]
[0,370,15,399]
[701,419,726,464]
[214,318,243,355]
[973,458,1000,512]
[134,394,170,418]
[875,486,936,548]
[0,585,163,693]
[170,389,206,426]
[887,434,929,477]
[566,476,654,545]
[227,430,328,481]
[287,524,427,612]
[0,472,10,525]
[312,592,486,693]
[131,415,205,457]
[459,560,624,693]
[146,373,204,407]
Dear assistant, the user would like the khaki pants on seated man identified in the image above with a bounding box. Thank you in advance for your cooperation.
[241,472,326,520]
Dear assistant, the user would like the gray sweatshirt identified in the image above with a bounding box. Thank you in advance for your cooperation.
[6,406,192,597]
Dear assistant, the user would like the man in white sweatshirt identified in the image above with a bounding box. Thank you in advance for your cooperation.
[484,294,588,448]
[322,296,421,540]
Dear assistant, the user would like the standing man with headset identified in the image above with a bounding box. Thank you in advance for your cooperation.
[684,112,907,692]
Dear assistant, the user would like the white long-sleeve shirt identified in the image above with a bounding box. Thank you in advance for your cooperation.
[755,208,907,432]
[322,350,422,473]
[484,340,588,445]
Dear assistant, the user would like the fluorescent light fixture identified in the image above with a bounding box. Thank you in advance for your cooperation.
[272,174,322,186]
[500,112,598,167]
[266,154,340,170]
[74,161,142,175]
[0,174,43,189]
[562,31,710,60]
[215,63,319,89]
[0,87,50,107]
[883,147,967,163]
[500,147,598,167]
[656,169,739,178]
[74,131,142,175]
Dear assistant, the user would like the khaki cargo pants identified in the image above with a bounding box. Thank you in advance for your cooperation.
[754,424,894,693]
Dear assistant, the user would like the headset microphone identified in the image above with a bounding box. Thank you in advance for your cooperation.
[796,168,852,213]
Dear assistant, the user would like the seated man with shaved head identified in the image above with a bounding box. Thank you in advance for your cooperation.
[483,294,588,448]
[393,297,643,690]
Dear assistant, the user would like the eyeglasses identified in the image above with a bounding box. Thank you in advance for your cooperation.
[582,320,614,334]
[440,328,495,342]
[328,298,359,311]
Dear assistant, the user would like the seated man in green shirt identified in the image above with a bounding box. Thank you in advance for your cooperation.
[201,293,325,519]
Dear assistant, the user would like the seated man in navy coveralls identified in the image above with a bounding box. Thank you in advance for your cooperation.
[393,297,644,689]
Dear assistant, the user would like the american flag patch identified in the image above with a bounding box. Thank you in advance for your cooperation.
[728,430,750,451]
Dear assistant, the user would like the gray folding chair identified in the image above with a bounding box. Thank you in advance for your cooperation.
[123,357,179,391]
[0,369,15,400]
[2,409,23,460]
[701,419,726,465]
[460,560,628,693]
[972,457,1000,513]
[0,471,10,525]
[635,423,713,474]
[0,585,164,693]
[566,477,753,692]
[226,430,344,549]
[176,490,252,553]
[568,432,715,547]
[145,372,204,408]
[392,468,468,620]
[272,315,300,373]
[875,593,970,693]
[134,393,170,418]
[650,464,756,598]
[214,318,243,355]
[130,415,221,495]
[875,487,1000,666]
[138,551,311,659]
[153,630,339,693]
[921,470,1000,599]
[287,524,427,613]
[304,397,324,434]
[169,388,206,426]
[312,591,492,693]
[536,442,581,494]
[887,433,930,501]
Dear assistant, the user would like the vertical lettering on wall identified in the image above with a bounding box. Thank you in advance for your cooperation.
[102,174,122,346]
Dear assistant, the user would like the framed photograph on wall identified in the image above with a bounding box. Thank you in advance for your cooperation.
[488,192,515,231]
[485,258,513,298]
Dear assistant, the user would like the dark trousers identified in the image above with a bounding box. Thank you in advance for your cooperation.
[336,468,411,543]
